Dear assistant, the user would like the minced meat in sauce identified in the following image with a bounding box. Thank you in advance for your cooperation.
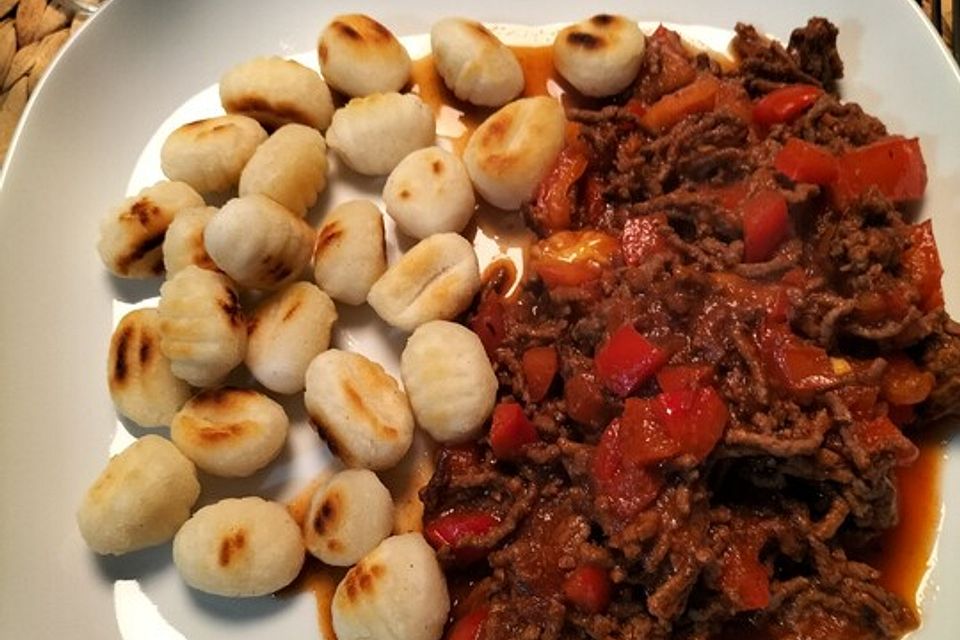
[420,18,960,640]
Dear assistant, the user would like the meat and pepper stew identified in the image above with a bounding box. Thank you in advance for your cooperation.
[421,18,959,640]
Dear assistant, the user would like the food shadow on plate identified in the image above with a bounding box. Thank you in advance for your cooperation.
[185,583,299,620]
[93,542,171,582]
[106,273,163,305]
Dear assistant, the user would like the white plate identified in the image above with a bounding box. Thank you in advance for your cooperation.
[1,0,959,638]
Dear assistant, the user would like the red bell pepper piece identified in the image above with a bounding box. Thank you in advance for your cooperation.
[489,402,539,459]
[741,189,789,263]
[639,74,721,134]
[759,316,836,399]
[592,419,664,518]
[563,565,612,614]
[424,511,501,565]
[902,220,945,312]
[847,416,919,466]
[831,136,927,207]
[470,295,506,357]
[774,138,839,184]
[834,385,879,421]
[522,345,559,402]
[583,174,607,225]
[530,230,619,288]
[531,145,589,233]
[656,363,716,392]
[718,531,771,611]
[752,84,823,126]
[594,324,670,396]
[621,215,670,266]
[564,372,610,429]
[652,387,729,461]
[618,398,680,466]
[881,356,935,406]
[446,607,489,640]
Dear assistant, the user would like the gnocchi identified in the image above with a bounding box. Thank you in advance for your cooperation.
[173,496,304,597]
[430,18,524,107]
[318,14,412,97]
[170,388,289,478]
[246,282,338,394]
[304,469,395,566]
[76,435,199,555]
[312,199,387,305]
[553,15,646,97]
[160,115,267,194]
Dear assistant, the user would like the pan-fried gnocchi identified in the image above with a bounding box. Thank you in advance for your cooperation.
[108,308,193,428]
[304,469,394,566]
[204,194,315,291]
[312,200,387,305]
[367,233,481,332]
[160,115,267,194]
[332,533,449,640]
[76,435,200,555]
[158,265,248,388]
[173,497,304,597]
[246,282,338,394]
[304,350,414,470]
[463,96,566,210]
[318,14,412,97]
[401,321,497,443]
[220,56,335,131]
[97,181,205,278]
[553,14,646,97]
[326,92,436,176]
[170,388,289,477]
[238,123,328,218]
[430,18,524,107]
[162,206,219,276]
[382,147,476,239]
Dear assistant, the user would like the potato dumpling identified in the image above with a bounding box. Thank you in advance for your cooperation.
[158,265,247,388]
[304,350,414,470]
[401,321,497,443]
[160,115,267,194]
[98,181,205,278]
[77,435,200,555]
[246,282,338,394]
[204,194,315,291]
[553,14,646,97]
[430,18,524,107]
[108,308,193,428]
[382,147,476,239]
[238,123,328,218]
[367,233,480,332]
[173,496,304,598]
[326,92,435,176]
[463,96,566,210]
[304,469,394,566]
[318,14,411,97]
[162,205,219,276]
[332,533,449,640]
[220,56,335,131]
[170,388,289,478]
[312,200,387,305]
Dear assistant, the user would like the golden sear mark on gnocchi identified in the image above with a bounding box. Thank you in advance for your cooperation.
[343,561,385,601]
[218,289,244,327]
[331,15,392,44]
[566,30,604,49]
[111,325,134,385]
[225,95,310,130]
[341,380,399,440]
[309,412,346,461]
[179,416,258,446]
[431,159,444,174]
[314,221,344,255]
[312,492,340,534]
[191,387,258,408]
[218,528,247,567]
[281,299,302,322]
[590,14,616,26]
[466,20,496,41]
[124,198,161,226]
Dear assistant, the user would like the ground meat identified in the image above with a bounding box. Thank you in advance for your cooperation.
[423,17,951,640]
[787,17,845,91]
